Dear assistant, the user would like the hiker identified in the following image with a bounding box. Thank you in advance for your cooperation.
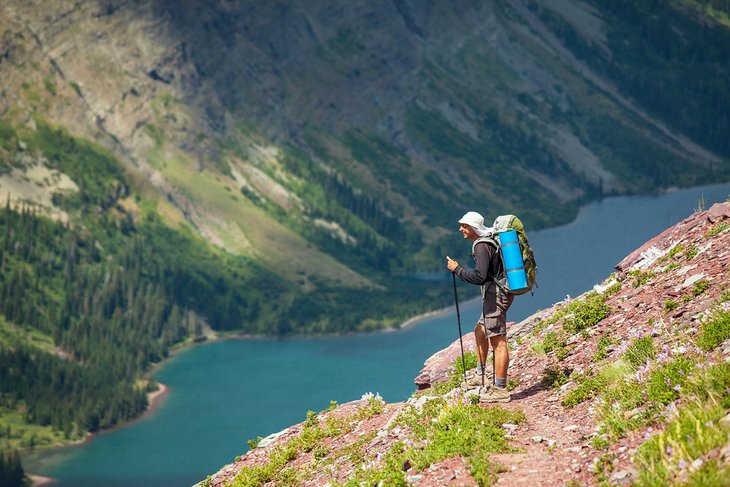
[446,211,513,403]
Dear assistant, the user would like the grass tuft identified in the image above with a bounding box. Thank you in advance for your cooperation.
[697,309,730,351]
[623,335,656,370]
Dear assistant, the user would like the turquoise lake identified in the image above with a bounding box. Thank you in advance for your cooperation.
[24,183,730,486]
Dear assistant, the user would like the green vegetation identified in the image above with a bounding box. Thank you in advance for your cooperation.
[232,396,385,486]
[431,350,478,395]
[693,279,711,296]
[680,0,730,26]
[277,142,419,274]
[668,244,686,259]
[685,244,698,260]
[563,361,630,410]
[532,291,612,361]
[622,335,656,369]
[542,365,572,389]
[594,333,616,362]
[68,81,81,96]
[525,266,730,482]
[697,309,730,351]
[564,293,611,334]
[552,293,730,484]
[0,450,24,487]
[705,221,729,237]
[634,362,730,485]
[373,400,524,486]
[232,395,384,486]
[43,77,56,96]
[627,269,655,288]
[0,119,455,458]
[541,330,571,360]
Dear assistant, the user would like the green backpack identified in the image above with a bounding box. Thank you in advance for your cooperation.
[491,215,538,295]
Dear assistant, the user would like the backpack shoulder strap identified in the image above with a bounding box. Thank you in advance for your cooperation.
[471,235,498,255]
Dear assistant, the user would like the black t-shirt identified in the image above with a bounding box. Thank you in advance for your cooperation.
[455,241,505,317]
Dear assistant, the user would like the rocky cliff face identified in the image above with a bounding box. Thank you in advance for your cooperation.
[201,201,730,485]
[2,1,728,282]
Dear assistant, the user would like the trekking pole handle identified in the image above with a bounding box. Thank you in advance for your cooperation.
[446,256,459,273]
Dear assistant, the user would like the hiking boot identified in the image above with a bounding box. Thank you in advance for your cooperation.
[464,370,491,389]
[479,386,510,403]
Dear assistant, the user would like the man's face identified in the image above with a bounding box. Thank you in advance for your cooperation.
[459,223,478,240]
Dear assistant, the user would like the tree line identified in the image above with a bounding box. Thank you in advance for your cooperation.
[0,450,24,487]
[0,119,452,469]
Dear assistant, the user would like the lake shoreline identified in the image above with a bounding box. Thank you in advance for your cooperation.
[25,381,170,486]
[23,299,462,484]
[21,300,448,481]
[29,475,55,487]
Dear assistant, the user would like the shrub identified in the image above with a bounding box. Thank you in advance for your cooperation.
[542,331,563,353]
[692,279,710,296]
[541,331,570,360]
[627,269,655,288]
[623,335,656,370]
[697,310,730,351]
[704,222,729,238]
[564,293,611,333]
[646,356,695,405]
[594,334,615,361]
[542,365,571,389]
[562,374,604,407]
[684,245,698,260]
[664,299,678,312]
[667,244,685,259]
[604,280,623,296]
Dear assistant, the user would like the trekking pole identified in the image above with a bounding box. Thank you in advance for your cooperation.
[451,272,468,386]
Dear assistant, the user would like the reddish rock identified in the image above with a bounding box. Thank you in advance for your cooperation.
[707,201,730,223]
[414,332,477,390]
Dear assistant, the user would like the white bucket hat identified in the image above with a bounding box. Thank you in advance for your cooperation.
[458,211,491,237]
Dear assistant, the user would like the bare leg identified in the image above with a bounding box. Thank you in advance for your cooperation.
[489,335,509,381]
[474,323,490,368]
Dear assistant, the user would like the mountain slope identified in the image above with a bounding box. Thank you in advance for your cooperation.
[1,0,729,281]
[201,202,730,486]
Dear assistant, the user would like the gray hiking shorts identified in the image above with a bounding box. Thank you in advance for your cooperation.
[478,291,514,337]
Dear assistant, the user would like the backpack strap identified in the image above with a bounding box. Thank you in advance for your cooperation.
[471,236,509,296]
[471,235,498,255]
